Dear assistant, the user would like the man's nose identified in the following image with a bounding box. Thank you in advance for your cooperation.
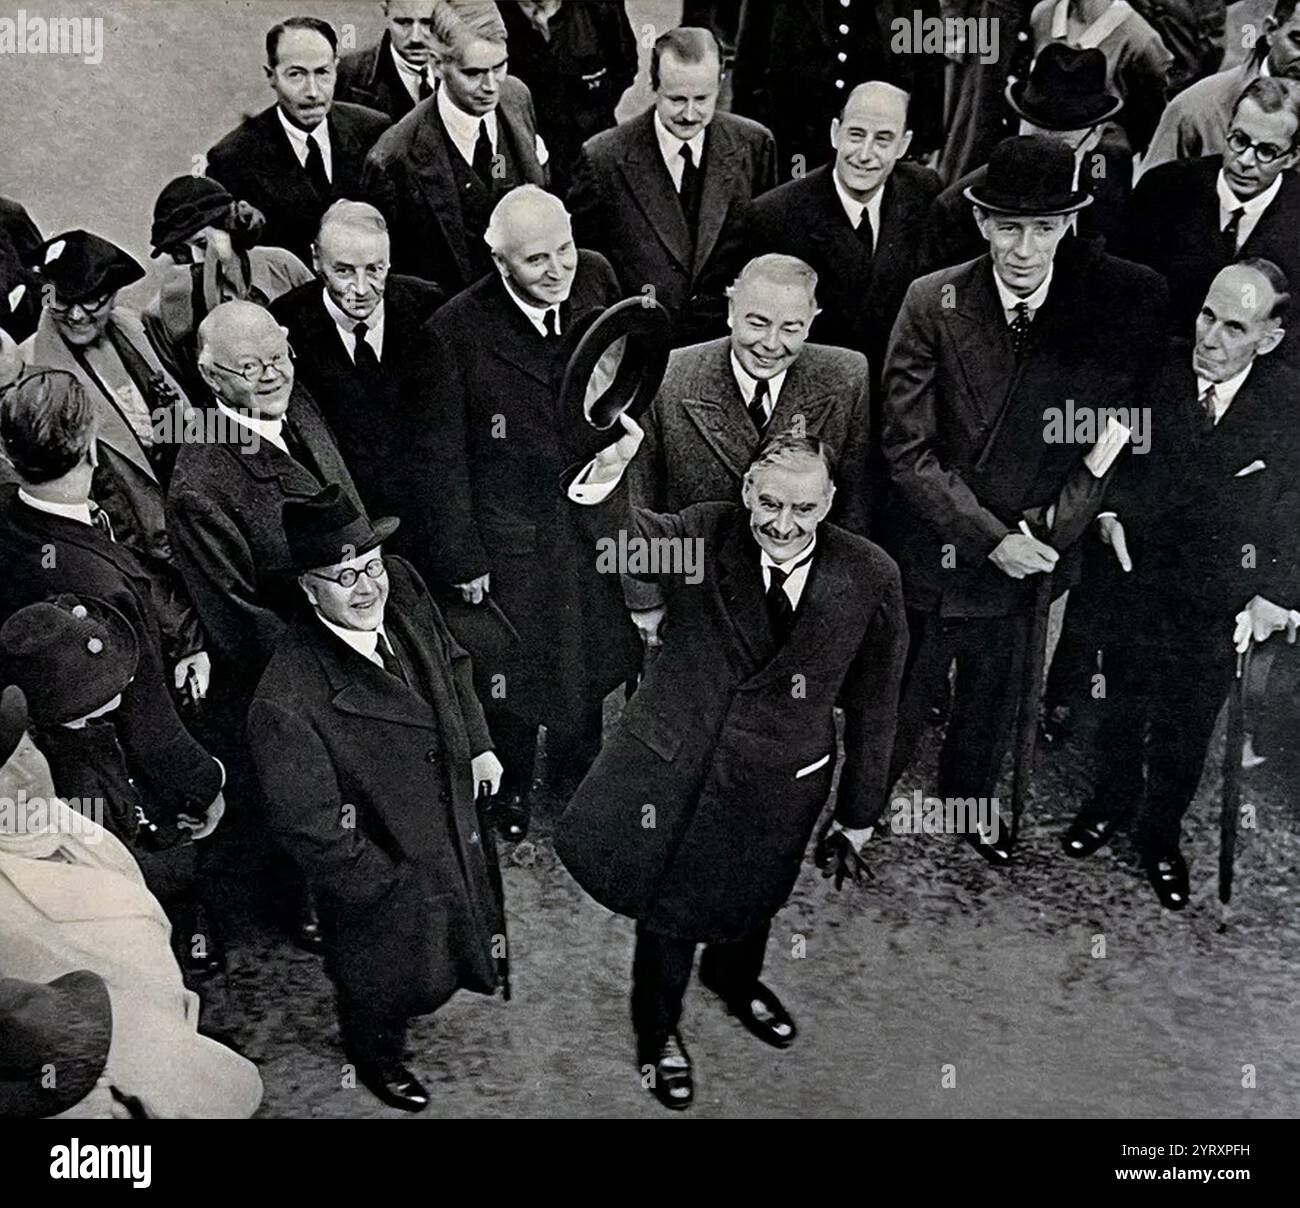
[1013,229,1035,256]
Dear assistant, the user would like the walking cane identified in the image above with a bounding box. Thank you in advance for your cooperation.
[1219,640,1252,905]
[1010,572,1053,848]
[477,783,511,1001]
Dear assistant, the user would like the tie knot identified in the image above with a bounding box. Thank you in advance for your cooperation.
[353,322,368,338]
[679,142,694,167]
[1014,302,1030,318]
[543,307,558,337]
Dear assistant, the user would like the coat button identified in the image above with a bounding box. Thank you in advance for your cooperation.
[470,831,480,845]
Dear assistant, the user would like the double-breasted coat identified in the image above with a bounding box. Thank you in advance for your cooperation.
[246,558,504,1021]
[556,489,908,943]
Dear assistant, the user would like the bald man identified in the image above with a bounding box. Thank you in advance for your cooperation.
[410,184,637,839]
[719,82,940,528]
[271,201,444,585]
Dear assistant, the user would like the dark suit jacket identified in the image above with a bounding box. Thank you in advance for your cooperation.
[881,239,1170,616]
[361,77,547,290]
[0,486,222,815]
[165,384,364,708]
[269,275,445,584]
[624,336,872,611]
[557,492,908,941]
[248,558,502,1021]
[1119,155,1300,335]
[929,122,1134,269]
[567,108,777,340]
[205,102,391,266]
[336,31,425,122]
[413,254,637,727]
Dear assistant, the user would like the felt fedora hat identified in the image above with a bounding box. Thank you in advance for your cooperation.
[0,595,139,727]
[279,482,400,575]
[964,134,1094,216]
[33,230,145,303]
[1006,43,1123,131]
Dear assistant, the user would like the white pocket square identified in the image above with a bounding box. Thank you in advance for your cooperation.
[794,753,832,779]
[1235,460,1266,477]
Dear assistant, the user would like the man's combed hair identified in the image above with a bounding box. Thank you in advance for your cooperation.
[728,253,820,306]
[650,27,721,90]
[746,429,839,480]
[1236,256,1293,323]
[0,369,97,484]
[431,0,508,62]
[1233,76,1300,127]
[265,16,338,67]
[316,199,389,245]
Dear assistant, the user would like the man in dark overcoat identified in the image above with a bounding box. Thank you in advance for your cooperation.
[248,484,505,1112]
[412,185,638,839]
[557,422,908,1111]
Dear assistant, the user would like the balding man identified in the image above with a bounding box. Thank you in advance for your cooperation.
[362,0,549,290]
[412,184,636,839]
[623,253,872,648]
[568,25,776,342]
[271,200,444,585]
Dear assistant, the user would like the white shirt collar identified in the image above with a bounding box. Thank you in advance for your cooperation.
[653,109,706,181]
[277,105,331,173]
[321,287,385,361]
[992,263,1054,317]
[1196,361,1254,424]
[501,278,562,337]
[759,534,818,609]
[729,348,788,415]
[1215,167,1283,223]
[389,42,431,102]
[438,86,497,165]
[832,169,886,236]
[315,611,389,667]
[215,399,288,454]
[16,489,92,526]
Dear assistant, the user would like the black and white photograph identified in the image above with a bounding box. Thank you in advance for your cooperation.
[0,0,1296,1177]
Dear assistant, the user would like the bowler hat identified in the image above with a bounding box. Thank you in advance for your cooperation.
[964,134,1093,216]
[559,296,671,463]
[0,595,140,726]
[33,230,145,303]
[1006,43,1122,130]
[150,176,238,258]
[0,971,113,1118]
[279,482,400,575]
[0,683,27,767]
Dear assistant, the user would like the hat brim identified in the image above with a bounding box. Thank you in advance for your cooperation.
[275,514,402,577]
[962,185,1094,217]
[21,598,140,727]
[1004,79,1124,131]
[0,970,112,1118]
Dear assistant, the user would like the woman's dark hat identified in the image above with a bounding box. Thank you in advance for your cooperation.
[560,296,671,460]
[32,230,145,303]
[0,684,28,767]
[963,134,1094,216]
[0,972,113,1118]
[0,595,140,726]
[1006,43,1123,130]
[279,482,400,574]
[150,176,238,258]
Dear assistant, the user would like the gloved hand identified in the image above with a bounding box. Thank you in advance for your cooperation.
[814,818,874,890]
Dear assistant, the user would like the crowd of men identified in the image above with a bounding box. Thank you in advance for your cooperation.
[2,0,1299,1118]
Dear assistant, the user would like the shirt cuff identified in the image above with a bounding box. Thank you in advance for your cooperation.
[567,460,619,504]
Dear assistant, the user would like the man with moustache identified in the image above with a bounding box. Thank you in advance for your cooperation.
[1061,260,1300,908]
[248,484,506,1112]
[270,201,444,584]
[362,0,550,291]
[205,17,391,267]
[567,25,776,341]
[880,135,1169,865]
[337,1,438,121]
[622,253,872,651]
[415,185,635,840]
[556,421,907,1111]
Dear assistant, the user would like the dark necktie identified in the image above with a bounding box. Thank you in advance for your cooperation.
[352,322,380,371]
[678,142,702,231]
[280,421,311,471]
[472,119,495,184]
[303,132,330,195]
[543,307,558,339]
[89,502,115,541]
[1199,383,1218,434]
[417,74,433,102]
[1009,302,1033,357]
[764,549,813,645]
[1223,206,1245,257]
[377,630,408,686]
[747,378,771,434]
[856,209,875,254]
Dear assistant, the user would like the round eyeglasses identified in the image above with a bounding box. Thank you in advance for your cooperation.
[210,345,296,383]
[48,292,114,316]
[1225,128,1295,166]
[306,557,386,589]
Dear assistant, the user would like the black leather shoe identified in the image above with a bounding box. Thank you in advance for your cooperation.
[639,1032,693,1111]
[1061,810,1127,859]
[357,1062,430,1113]
[1143,848,1189,911]
[496,793,531,841]
[960,808,1013,866]
[706,979,797,1050]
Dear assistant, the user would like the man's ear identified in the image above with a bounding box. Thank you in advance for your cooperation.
[1258,323,1286,358]
[264,64,275,88]
[897,128,914,160]
[298,574,318,607]
[311,245,322,276]
[829,117,841,153]
[87,436,99,471]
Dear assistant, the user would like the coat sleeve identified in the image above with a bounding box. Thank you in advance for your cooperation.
[830,360,873,537]
[167,486,286,671]
[882,282,1011,563]
[247,698,407,907]
[834,557,909,829]
[620,394,669,612]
